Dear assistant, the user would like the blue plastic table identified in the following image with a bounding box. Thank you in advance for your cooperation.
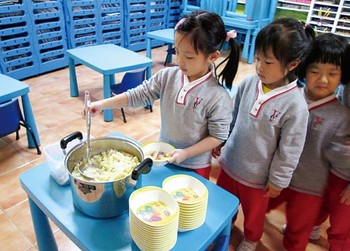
[19,133,239,251]
[0,74,40,148]
[146,29,175,76]
[67,44,153,122]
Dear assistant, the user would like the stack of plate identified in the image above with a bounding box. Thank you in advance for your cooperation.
[162,174,208,232]
[129,186,179,251]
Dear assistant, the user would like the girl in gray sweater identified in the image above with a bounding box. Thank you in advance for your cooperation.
[214,18,315,251]
[88,11,241,179]
[268,33,350,251]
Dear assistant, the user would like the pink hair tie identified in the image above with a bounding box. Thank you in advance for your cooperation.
[175,18,186,30]
[226,30,237,41]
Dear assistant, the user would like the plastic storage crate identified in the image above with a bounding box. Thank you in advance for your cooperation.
[167,0,182,28]
[64,0,99,48]
[124,0,150,51]
[149,0,166,31]
[97,0,124,46]
[0,2,39,79]
[27,0,68,74]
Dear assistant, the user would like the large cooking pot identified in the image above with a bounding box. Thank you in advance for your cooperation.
[61,131,153,218]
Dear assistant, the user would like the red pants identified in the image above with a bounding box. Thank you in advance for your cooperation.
[315,173,350,251]
[216,168,269,242]
[268,188,323,251]
[194,166,212,179]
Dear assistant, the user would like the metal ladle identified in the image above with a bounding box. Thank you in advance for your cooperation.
[78,90,99,180]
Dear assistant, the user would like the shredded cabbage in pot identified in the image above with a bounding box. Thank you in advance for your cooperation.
[72,149,140,181]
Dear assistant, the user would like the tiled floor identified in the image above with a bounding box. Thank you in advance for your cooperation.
[0,46,328,251]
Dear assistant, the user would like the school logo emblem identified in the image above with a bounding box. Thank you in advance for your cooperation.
[268,109,281,122]
[312,115,324,129]
[193,97,203,109]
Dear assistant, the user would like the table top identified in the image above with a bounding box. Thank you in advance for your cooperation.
[147,28,175,44]
[66,44,153,75]
[19,134,239,251]
[0,74,29,102]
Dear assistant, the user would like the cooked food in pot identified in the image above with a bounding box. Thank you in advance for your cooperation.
[72,149,140,182]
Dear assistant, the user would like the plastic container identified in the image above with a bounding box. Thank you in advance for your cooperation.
[44,133,89,185]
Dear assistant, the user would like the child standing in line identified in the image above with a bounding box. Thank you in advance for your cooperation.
[87,10,241,179]
[213,18,315,251]
[268,33,350,251]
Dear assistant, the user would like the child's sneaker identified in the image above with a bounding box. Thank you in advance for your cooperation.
[236,238,258,251]
[309,225,321,240]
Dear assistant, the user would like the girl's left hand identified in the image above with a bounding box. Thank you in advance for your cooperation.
[264,183,282,198]
[167,149,187,164]
[340,186,350,206]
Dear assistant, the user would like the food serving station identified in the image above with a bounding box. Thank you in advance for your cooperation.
[20,132,239,251]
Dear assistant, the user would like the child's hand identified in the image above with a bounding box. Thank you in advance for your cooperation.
[82,101,103,118]
[167,149,187,164]
[340,185,350,206]
[211,145,222,158]
[264,183,282,198]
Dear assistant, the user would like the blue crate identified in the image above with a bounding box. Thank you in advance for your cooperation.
[0,3,39,79]
[124,0,150,51]
[166,0,182,28]
[27,0,68,74]
[98,0,124,46]
[63,0,99,48]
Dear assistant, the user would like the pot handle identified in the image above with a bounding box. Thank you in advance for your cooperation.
[60,131,83,154]
[131,158,153,180]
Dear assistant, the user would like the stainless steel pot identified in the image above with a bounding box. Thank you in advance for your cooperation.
[61,131,152,218]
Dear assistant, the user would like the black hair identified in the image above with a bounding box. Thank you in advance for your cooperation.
[297,33,350,85]
[255,17,315,83]
[175,10,240,90]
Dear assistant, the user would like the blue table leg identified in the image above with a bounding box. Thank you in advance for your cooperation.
[146,37,152,80]
[242,30,251,60]
[21,94,41,148]
[69,57,79,97]
[103,74,113,122]
[28,198,58,251]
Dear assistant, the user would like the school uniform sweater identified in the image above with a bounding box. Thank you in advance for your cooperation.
[289,91,350,196]
[219,74,309,190]
[126,66,233,169]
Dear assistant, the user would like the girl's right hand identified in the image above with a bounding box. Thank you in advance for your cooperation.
[82,101,103,118]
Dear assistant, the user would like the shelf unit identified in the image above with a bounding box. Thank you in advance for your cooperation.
[306,0,350,40]
[277,0,311,13]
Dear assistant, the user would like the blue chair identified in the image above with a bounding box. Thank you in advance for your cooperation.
[222,0,278,64]
[110,68,151,123]
[0,98,41,154]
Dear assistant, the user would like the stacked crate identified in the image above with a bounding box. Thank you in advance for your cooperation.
[27,0,68,74]
[167,0,182,28]
[97,0,124,46]
[149,0,166,31]
[124,0,149,51]
[64,0,99,48]
[0,1,39,79]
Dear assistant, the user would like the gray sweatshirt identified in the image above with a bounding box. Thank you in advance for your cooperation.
[126,66,233,169]
[219,74,309,189]
[289,91,350,196]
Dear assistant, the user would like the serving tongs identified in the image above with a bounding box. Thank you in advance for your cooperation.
[78,90,99,179]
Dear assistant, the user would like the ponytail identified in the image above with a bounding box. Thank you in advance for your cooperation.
[216,38,241,90]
